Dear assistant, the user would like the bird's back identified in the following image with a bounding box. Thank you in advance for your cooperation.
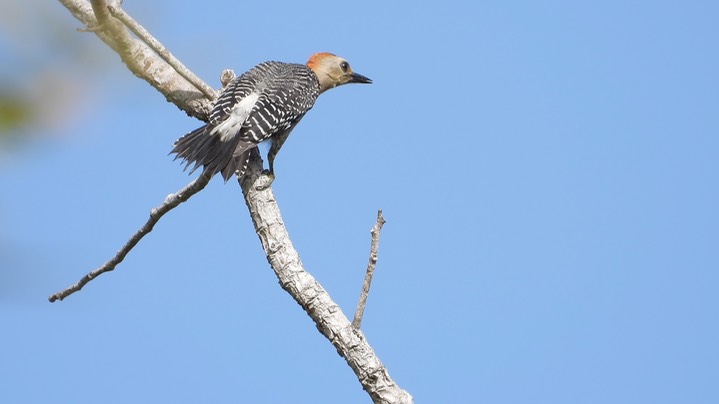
[210,62,321,133]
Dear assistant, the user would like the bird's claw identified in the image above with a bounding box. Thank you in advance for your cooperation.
[255,170,275,191]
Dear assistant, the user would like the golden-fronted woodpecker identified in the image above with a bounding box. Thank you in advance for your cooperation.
[171,52,372,181]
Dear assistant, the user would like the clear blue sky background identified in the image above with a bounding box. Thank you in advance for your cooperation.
[1,1,717,403]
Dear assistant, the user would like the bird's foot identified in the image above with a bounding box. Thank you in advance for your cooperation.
[255,169,275,191]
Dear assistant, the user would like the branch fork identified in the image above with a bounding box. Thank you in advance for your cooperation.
[51,1,411,402]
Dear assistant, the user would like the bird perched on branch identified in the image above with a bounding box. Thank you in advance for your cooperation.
[171,52,372,182]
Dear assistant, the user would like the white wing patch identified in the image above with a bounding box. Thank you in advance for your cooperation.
[210,92,260,142]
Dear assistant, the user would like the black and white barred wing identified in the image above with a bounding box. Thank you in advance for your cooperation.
[170,69,263,180]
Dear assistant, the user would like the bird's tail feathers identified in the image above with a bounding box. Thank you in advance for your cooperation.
[171,125,255,182]
[221,151,252,182]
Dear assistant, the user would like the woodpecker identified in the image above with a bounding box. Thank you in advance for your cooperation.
[171,52,372,181]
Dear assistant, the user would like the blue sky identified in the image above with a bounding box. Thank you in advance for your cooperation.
[2,1,718,403]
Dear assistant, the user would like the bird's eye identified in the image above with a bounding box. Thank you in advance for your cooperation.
[340,61,350,72]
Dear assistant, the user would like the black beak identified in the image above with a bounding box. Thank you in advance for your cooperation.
[349,72,372,84]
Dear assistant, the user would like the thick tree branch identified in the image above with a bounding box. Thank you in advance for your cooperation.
[353,210,386,329]
[105,4,216,99]
[48,171,212,302]
[240,158,411,403]
[60,0,213,119]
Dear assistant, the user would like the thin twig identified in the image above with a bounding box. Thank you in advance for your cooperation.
[352,210,386,329]
[48,171,213,302]
[106,4,217,99]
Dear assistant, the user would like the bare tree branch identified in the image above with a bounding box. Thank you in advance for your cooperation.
[353,210,386,329]
[48,171,212,302]
[52,1,413,402]
[105,4,217,99]
[240,158,411,404]
[60,0,213,119]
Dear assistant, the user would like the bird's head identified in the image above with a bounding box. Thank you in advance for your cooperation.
[307,52,372,93]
